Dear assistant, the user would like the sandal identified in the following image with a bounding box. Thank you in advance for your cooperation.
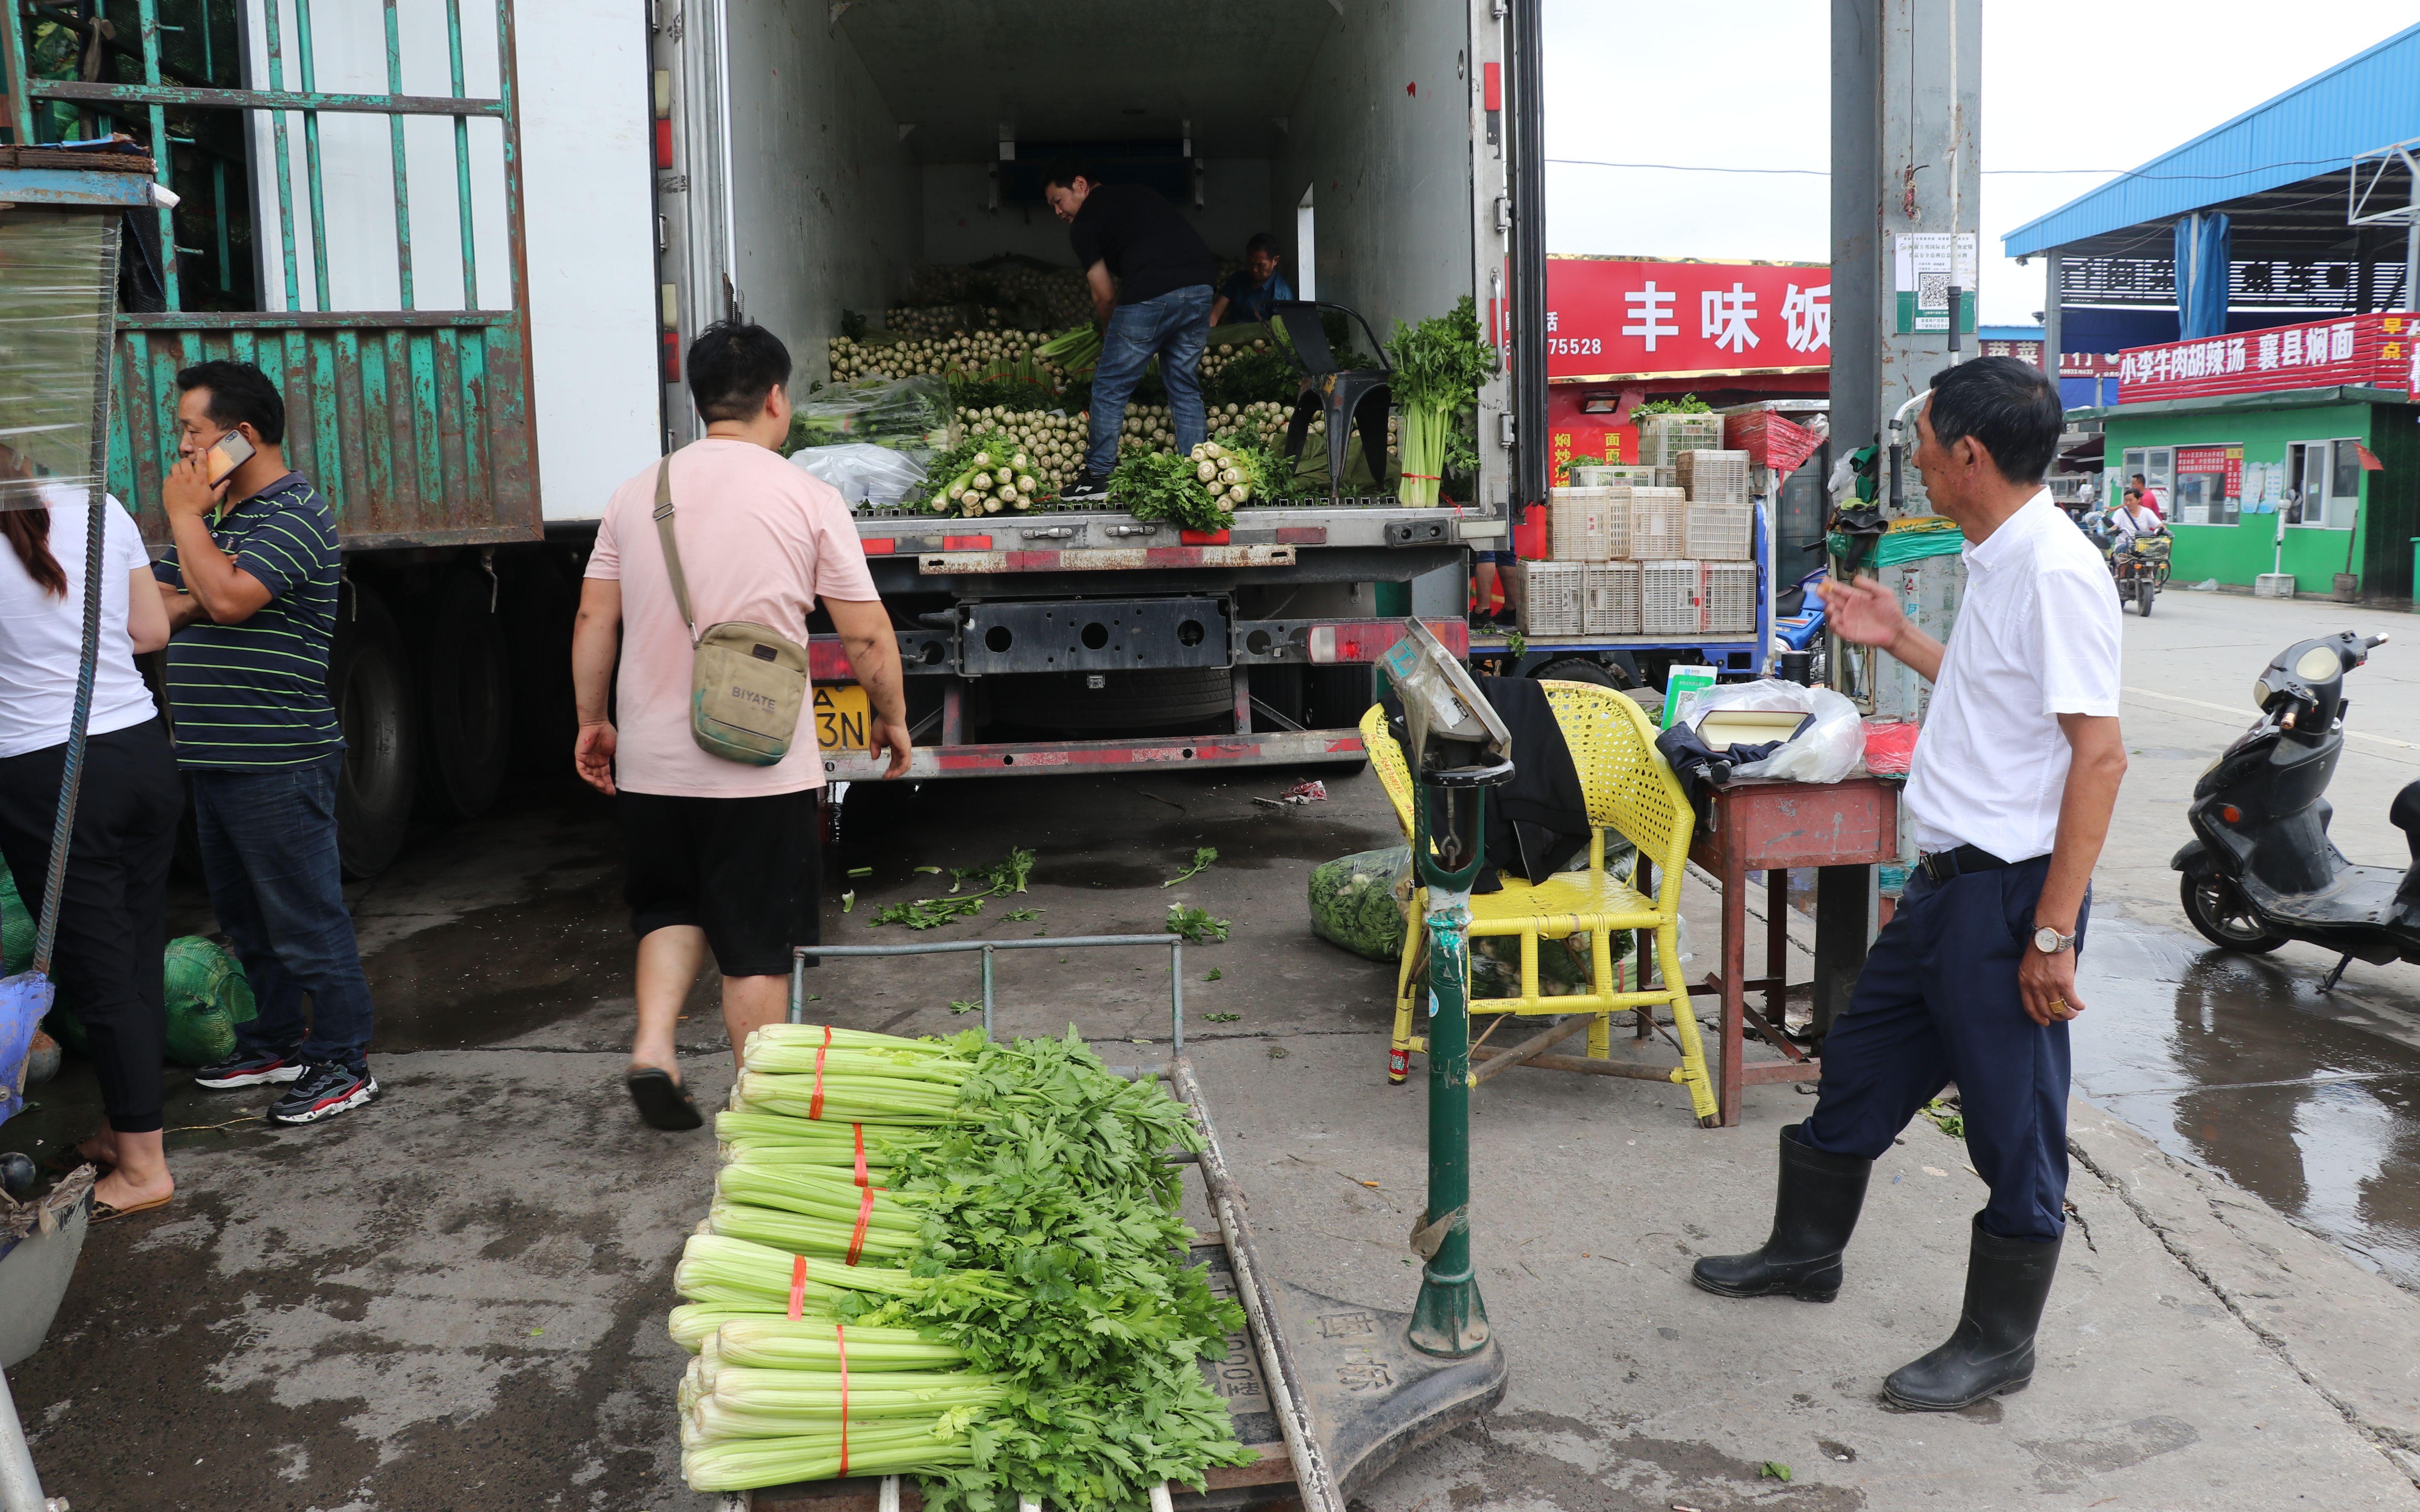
[90,1192,173,1223]
[626,1068,704,1131]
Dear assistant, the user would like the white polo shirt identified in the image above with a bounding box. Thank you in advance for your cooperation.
[1904,489,2122,862]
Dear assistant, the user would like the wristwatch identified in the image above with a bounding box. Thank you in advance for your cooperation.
[2032,925,2077,955]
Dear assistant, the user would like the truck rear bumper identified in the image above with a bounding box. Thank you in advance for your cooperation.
[818,727,1366,781]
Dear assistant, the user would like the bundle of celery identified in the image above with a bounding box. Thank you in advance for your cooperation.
[924,429,1051,516]
[672,1025,1251,1510]
[1036,323,1102,379]
[1382,296,1495,507]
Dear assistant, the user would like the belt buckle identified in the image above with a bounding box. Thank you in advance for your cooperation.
[1919,850,1949,885]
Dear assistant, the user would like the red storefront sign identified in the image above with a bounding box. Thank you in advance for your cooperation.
[2116,314,2417,402]
[2059,350,2122,379]
[1546,256,1832,382]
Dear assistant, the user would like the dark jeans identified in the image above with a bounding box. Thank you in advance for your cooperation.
[190,754,376,1070]
[0,722,180,1133]
[1799,854,2087,1243]
[1083,284,1215,478]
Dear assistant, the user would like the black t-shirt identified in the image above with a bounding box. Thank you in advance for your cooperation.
[1068,183,1214,306]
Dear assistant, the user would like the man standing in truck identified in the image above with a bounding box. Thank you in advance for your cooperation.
[572,321,911,1132]
[1041,162,1217,502]
[154,360,382,1127]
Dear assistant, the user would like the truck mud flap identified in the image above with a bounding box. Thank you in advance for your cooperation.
[820,728,1365,780]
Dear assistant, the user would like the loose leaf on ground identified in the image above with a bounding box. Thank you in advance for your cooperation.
[1164,904,1230,943]
[1163,847,1218,887]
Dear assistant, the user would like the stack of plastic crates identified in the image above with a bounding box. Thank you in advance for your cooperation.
[1686,503,1753,559]
[1637,413,1726,469]
[1627,487,1688,561]
[1585,561,1642,634]
[1570,463,1661,490]
[1700,562,1757,632]
[1548,486,1622,561]
[1640,560,1702,635]
[1510,560,1587,637]
[1677,450,1750,504]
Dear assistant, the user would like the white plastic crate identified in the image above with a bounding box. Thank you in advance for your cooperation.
[1677,449,1751,505]
[1686,501,1754,560]
[1627,487,1688,560]
[1548,486,1616,562]
[1570,463,1661,489]
[1511,560,1587,637]
[1638,414,1725,468]
[1702,561,1757,633]
[1640,560,1702,635]
[1585,562,1641,635]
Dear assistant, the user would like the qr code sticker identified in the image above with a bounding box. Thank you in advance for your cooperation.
[1917,272,1950,309]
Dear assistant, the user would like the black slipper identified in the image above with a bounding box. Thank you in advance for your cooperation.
[626,1068,704,1131]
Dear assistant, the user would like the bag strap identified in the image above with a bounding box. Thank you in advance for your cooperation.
[652,457,699,644]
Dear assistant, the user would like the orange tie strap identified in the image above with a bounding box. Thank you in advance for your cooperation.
[851,1122,869,1187]
[787,1253,809,1320]
[846,1183,882,1265]
[809,1024,832,1120]
[834,1323,851,1475]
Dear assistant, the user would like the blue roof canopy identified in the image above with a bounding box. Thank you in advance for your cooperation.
[2003,23,2420,258]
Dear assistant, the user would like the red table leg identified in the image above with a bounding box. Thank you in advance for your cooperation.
[1721,844,1747,1126]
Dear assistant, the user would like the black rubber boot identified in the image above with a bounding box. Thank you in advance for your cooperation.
[1690,1124,1871,1303]
[1883,1213,2063,1410]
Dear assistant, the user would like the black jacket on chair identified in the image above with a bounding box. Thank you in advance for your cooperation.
[1383,677,1591,893]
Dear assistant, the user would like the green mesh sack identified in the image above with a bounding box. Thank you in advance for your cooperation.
[1309,846,1411,962]
[0,858,31,976]
[161,935,256,1067]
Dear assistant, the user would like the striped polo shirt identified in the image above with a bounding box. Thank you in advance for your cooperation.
[152,470,346,770]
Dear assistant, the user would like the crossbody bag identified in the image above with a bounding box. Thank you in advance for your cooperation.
[653,456,811,766]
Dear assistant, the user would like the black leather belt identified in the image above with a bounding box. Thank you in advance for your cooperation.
[1917,844,2011,886]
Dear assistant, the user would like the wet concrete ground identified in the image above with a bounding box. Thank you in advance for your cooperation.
[8,589,2419,1509]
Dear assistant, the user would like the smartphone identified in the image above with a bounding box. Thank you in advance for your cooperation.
[203,431,254,487]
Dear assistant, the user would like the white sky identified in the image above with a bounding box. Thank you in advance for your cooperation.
[1543,0,2418,328]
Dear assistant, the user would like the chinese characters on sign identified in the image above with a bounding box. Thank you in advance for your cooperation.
[1892,233,1978,334]
[1545,257,1830,380]
[2116,314,2416,403]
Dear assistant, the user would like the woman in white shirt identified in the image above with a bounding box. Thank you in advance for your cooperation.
[0,485,182,1220]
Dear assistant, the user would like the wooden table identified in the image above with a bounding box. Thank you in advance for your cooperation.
[1685,775,1900,1127]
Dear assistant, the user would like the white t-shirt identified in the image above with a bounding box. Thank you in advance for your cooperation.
[1904,489,2123,863]
[0,491,160,759]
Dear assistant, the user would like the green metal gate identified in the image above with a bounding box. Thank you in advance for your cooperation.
[2,0,538,547]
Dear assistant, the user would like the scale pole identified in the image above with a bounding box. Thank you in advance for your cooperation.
[1408,878,1487,1356]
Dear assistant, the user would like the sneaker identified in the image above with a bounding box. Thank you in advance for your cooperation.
[1060,471,1110,503]
[267,1062,380,1125]
[192,1049,307,1089]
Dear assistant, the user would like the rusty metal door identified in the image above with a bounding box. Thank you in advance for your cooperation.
[3,0,538,547]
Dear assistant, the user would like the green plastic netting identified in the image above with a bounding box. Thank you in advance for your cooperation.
[0,860,254,1066]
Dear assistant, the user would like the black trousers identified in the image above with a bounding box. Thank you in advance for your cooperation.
[0,721,181,1133]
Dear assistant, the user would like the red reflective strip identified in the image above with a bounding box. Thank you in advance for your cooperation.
[809,1024,830,1121]
[860,538,895,555]
[660,332,680,383]
[942,535,992,550]
[1482,61,1502,111]
[1144,547,1205,568]
[1005,550,1060,569]
[1178,528,1231,545]
[787,1253,808,1320]
[834,1324,850,1474]
[846,1184,879,1265]
[653,119,673,168]
[926,732,1366,773]
[851,1123,868,1187]
[1274,527,1327,545]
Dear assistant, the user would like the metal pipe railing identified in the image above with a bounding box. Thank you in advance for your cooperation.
[789,934,1185,1050]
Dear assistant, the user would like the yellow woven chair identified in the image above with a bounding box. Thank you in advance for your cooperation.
[1362,684,1718,1125]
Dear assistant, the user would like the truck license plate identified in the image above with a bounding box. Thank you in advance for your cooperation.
[814,685,869,752]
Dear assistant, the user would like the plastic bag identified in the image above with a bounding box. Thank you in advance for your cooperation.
[1309,846,1411,962]
[785,375,953,459]
[1673,678,1864,785]
[789,442,929,507]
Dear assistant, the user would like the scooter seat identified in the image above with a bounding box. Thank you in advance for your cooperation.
[2393,781,2420,865]
[2241,864,2409,928]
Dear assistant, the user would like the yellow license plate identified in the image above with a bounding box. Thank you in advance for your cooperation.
[814,685,870,752]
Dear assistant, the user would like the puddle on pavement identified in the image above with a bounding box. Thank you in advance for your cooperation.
[361,870,649,1050]
[2074,918,2420,1291]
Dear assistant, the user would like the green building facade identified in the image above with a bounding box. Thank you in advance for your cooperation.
[2090,386,2418,603]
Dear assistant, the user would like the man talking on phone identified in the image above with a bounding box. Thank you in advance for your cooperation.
[152,360,381,1126]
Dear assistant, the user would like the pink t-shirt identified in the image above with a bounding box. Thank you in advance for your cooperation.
[586,438,877,796]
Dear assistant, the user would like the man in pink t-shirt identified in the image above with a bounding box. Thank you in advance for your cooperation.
[572,321,909,1131]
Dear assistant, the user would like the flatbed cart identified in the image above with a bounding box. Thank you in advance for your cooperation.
[725,918,1508,1512]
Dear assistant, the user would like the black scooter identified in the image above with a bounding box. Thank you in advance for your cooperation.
[2173,631,2420,989]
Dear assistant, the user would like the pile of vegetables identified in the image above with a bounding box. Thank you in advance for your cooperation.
[924,430,1052,516]
[784,376,956,459]
[1108,439,1268,533]
[672,1024,1252,1509]
[1381,296,1495,508]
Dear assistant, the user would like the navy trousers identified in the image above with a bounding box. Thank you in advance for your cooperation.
[1798,854,2085,1243]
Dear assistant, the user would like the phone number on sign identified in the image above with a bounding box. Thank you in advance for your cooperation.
[1547,337,1603,356]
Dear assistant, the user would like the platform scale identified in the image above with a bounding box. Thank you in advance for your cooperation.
[729,627,1513,1512]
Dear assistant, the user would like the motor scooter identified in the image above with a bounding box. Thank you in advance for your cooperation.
[2172,630,2420,988]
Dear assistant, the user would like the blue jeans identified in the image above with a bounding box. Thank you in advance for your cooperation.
[1798,854,2086,1242]
[1085,284,1214,479]
[190,754,376,1070]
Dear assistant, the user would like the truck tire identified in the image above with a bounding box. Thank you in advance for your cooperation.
[1006,668,1235,731]
[419,570,513,818]
[1534,656,1623,689]
[327,585,418,878]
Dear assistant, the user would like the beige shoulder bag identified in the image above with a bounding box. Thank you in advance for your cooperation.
[653,457,810,766]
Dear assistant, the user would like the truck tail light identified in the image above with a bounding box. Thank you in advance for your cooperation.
[1308,626,1338,664]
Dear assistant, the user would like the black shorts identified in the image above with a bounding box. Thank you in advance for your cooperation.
[619,787,821,977]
